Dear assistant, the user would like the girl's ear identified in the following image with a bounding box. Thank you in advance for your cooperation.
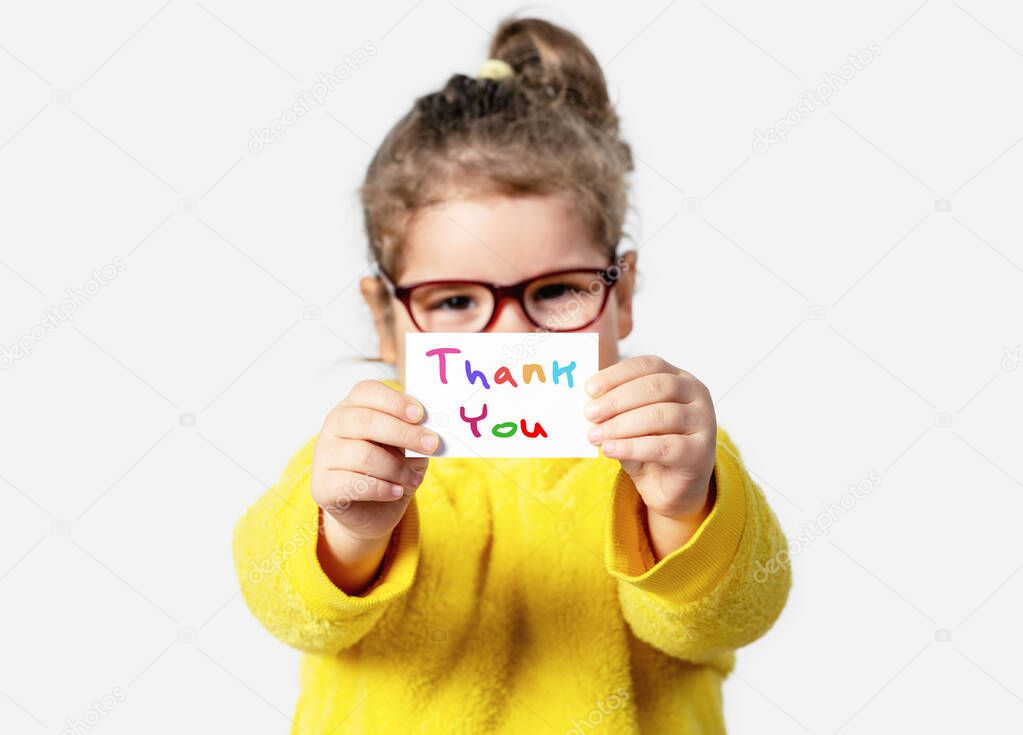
[614,250,638,340]
[359,276,397,365]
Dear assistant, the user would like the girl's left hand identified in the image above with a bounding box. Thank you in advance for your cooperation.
[584,355,717,523]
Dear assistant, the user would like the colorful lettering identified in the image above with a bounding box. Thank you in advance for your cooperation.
[460,403,488,437]
[464,359,491,389]
[522,364,546,384]
[493,366,518,387]
[551,360,576,388]
[491,421,517,438]
[426,347,461,384]
[520,420,547,438]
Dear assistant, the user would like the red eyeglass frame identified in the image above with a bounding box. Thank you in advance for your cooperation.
[374,262,622,333]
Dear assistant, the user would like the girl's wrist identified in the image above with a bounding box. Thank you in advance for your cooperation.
[318,510,394,595]
[644,476,716,563]
[321,509,389,549]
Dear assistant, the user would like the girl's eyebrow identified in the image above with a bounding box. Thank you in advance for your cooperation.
[402,265,613,285]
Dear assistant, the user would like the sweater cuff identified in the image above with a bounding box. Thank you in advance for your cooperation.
[605,435,748,605]
[286,491,421,621]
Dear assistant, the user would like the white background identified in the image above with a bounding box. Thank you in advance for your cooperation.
[2,1,1021,733]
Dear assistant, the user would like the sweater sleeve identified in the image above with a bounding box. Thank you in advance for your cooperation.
[232,435,421,656]
[604,428,790,669]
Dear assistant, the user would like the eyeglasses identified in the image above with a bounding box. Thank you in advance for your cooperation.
[374,261,622,333]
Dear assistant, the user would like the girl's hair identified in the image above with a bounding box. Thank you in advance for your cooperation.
[359,16,634,278]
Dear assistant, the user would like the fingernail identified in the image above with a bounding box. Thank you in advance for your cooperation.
[421,433,439,453]
[584,402,599,420]
[601,440,617,456]
[391,484,405,498]
[585,380,601,397]
[406,404,423,421]
[587,425,602,442]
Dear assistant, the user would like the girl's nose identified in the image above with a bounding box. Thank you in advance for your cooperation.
[488,296,534,332]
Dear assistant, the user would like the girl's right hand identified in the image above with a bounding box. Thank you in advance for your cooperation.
[311,380,438,543]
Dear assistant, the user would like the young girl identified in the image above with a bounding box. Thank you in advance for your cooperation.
[234,17,790,734]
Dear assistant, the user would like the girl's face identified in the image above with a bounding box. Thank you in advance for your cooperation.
[360,193,637,386]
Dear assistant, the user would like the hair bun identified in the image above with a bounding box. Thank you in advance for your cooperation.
[488,17,617,133]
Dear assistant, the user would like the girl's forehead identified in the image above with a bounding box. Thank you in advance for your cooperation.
[399,194,605,282]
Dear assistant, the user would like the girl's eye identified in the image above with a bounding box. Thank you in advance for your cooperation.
[429,295,475,311]
[535,283,580,300]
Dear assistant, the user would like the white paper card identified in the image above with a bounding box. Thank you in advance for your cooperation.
[404,332,599,458]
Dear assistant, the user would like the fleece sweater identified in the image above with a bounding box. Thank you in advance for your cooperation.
[232,379,791,734]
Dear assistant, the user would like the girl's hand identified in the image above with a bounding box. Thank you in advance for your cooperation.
[312,380,439,543]
[584,356,717,531]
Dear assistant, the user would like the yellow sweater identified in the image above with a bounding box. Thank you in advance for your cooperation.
[233,380,791,734]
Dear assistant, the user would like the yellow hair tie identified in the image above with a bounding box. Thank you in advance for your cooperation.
[477,58,514,80]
